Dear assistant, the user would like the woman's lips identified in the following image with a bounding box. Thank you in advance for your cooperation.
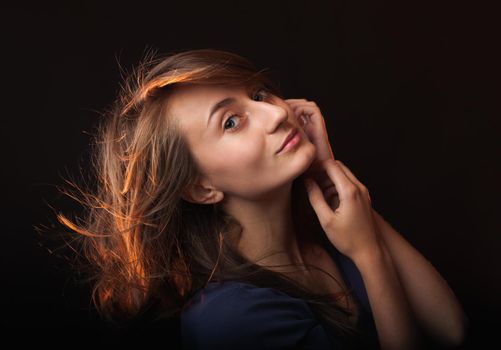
[277,129,301,154]
[276,128,298,154]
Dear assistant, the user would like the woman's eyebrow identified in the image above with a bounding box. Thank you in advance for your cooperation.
[207,97,237,127]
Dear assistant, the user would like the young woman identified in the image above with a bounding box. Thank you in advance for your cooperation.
[56,48,468,349]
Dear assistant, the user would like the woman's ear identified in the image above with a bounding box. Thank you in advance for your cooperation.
[181,180,224,205]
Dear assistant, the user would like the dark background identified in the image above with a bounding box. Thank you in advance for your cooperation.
[1,0,499,348]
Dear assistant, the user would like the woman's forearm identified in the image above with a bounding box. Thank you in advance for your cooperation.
[371,209,469,347]
[353,243,424,350]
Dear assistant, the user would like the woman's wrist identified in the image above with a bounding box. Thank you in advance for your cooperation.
[350,240,389,270]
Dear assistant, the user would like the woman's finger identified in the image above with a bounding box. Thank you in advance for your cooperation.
[286,99,336,163]
[292,106,334,157]
[290,105,321,123]
[303,177,336,227]
[289,106,315,127]
[319,177,338,195]
[289,101,317,108]
[304,160,358,226]
[322,159,358,202]
[302,159,357,206]
[336,160,372,204]
[323,185,339,199]
[334,160,365,189]
[285,98,309,103]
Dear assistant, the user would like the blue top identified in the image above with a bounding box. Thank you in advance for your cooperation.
[181,244,380,349]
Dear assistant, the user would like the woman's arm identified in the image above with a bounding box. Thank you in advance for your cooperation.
[371,208,470,347]
[285,98,467,347]
[304,160,425,350]
[351,241,425,350]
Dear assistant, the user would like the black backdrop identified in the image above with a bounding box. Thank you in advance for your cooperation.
[1,1,499,348]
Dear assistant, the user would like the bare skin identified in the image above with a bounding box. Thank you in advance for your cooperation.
[166,82,317,275]
[166,82,354,314]
[288,98,468,348]
[167,82,467,349]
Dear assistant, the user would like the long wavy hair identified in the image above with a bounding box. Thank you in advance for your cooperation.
[46,48,368,347]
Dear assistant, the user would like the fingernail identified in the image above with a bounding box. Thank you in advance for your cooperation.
[300,115,308,127]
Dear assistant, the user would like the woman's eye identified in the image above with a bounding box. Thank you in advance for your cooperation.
[253,88,268,101]
[222,88,269,132]
[223,114,240,131]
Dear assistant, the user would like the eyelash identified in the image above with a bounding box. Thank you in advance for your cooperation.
[222,88,269,132]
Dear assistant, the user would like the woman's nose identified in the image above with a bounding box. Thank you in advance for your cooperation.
[260,103,288,132]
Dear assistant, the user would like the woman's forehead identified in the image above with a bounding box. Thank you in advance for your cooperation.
[168,83,252,113]
[164,84,239,130]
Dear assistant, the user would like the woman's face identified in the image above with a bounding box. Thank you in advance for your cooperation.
[166,82,316,202]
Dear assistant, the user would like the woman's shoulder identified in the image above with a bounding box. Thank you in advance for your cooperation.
[181,280,316,325]
[180,280,332,349]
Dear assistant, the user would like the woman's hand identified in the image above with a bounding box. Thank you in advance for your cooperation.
[303,158,381,261]
[285,99,340,208]
[284,99,335,163]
